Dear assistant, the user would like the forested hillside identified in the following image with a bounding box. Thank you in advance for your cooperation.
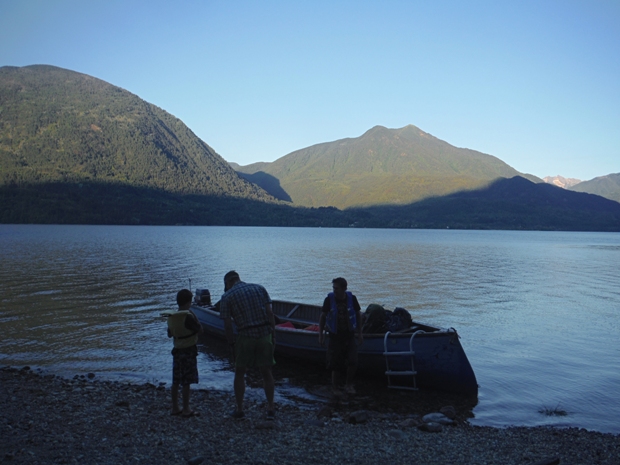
[0,65,273,201]
[1,65,618,231]
[353,176,620,231]
[235,125,541,209]
[570,173,620,203]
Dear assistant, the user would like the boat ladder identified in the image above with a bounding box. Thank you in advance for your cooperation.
[383,331,423,391]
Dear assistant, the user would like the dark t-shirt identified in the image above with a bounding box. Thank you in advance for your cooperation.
[322,293,361,333]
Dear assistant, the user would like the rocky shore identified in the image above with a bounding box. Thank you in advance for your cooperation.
[1,366,618,465]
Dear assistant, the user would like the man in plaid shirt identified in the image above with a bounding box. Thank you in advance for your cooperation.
[220,270,276,420]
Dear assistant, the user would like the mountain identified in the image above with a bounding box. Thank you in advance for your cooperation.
[234,125,542,209]
[543,175,581,189]
[569,173,620,203]
[1,65,617,231]
[0,65,274,204]
[353,176,620,231]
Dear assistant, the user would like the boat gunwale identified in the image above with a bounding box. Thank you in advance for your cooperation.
[191,302,457,339]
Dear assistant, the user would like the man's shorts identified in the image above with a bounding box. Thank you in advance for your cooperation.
[327,332,358,371]
[171,345,199,386]
[234,333,275,368]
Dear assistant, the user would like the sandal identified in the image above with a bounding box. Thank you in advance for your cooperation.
[230,409,245,419]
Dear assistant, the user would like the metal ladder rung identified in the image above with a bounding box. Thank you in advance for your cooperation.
[388,385,418,391]
[383,330,424,391]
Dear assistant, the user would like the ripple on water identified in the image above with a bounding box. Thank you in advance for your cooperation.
[1,226,619,433]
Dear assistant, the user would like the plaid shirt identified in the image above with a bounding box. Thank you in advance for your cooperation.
[220,281,272,339]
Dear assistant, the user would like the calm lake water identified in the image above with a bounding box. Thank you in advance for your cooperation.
[1,225,619,433]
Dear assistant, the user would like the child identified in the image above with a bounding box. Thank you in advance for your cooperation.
[167,288,203,417]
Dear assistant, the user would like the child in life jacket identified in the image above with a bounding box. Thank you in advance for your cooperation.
[167,289,203,416]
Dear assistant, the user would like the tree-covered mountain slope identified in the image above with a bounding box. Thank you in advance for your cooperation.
[0,65,274,201]
[355,176,620,231]
[570,173,620,203]
[1,65,617,231]
[235,124,541,209]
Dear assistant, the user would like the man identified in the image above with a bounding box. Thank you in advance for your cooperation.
[219,270,276,420]
[319,277,363,396]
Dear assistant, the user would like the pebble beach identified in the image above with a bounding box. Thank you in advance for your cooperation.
[1,366,618,465]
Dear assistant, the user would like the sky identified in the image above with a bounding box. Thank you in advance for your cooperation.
[1,0,618,181]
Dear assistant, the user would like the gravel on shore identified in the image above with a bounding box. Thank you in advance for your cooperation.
[1,366,618,465]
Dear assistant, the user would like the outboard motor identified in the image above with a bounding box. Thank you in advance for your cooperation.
[195,289,211,306]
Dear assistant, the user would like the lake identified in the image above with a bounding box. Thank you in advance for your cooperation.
[0,225,618,433]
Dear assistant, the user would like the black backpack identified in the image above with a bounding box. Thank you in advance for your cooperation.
[387,307,413,332]
[362,304,389,333]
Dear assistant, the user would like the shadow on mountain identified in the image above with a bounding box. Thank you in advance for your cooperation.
[0,181,348,227]
[1,176,619,231]
[235,171,292,202]
[349,176,620,231]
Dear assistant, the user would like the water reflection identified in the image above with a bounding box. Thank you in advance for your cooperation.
[1,225,619,433]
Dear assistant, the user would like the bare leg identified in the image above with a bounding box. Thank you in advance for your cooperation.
[233,367,247,413]
[171,384,181,414]
[259,366,275,412]
[345,338,358,393]
[346,365,356,386]
[332,370,340,388]
[182,384,191,414]
[345,366,357,394]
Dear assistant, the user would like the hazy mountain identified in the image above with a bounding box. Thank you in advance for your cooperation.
[0,65,274,202]
[569,173,620,203]
[543,175,582,189]
[234,125,541,209]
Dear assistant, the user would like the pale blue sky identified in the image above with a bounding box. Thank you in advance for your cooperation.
[1,0,618,180]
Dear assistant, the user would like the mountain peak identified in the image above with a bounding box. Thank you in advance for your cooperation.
[235,124,538,208]
[543,175,582,189]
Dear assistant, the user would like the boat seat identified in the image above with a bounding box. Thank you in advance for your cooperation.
[394,327,414,333]
[285,305,300,318]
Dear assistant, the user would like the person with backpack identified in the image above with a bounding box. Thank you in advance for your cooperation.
[318,277,363,396]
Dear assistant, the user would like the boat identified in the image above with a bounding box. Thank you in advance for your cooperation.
[190,297,478,395]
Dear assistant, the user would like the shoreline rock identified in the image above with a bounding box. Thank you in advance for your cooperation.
[1,366,618,464]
